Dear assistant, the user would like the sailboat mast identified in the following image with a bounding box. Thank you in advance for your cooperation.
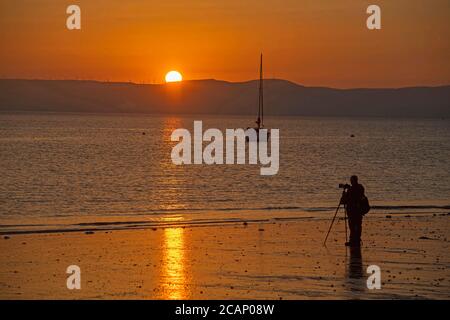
[258,53,263,128]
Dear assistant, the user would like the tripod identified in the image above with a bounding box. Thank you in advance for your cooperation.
[323,190,348,246]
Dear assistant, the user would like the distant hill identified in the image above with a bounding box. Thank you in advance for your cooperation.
[0,79,449,117]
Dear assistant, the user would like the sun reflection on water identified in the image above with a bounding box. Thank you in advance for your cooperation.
[159,117,190,299]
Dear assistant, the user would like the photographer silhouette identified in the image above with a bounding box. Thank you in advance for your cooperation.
[340,175,366,247]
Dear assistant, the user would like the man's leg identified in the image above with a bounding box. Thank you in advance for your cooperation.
[347,214,356,244]
[347,213,361,246]
[355,214,363,244]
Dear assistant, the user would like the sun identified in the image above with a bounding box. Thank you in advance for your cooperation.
[165,70,183,83]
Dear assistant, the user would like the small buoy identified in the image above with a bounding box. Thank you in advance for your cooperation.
[142,132,146,135]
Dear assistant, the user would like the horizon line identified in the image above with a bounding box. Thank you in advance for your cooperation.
[1,77,449,91]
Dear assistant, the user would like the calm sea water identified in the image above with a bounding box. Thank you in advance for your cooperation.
[0,113,449,232]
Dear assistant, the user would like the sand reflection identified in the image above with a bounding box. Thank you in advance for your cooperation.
[344,246,366,294]
[161,226,188,299]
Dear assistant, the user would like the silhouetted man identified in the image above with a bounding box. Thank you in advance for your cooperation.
[341,175,365,247]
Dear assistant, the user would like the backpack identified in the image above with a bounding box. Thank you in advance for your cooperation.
[360,196,370,215]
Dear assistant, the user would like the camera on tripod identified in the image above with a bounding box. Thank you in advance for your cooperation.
[338,183,351,189]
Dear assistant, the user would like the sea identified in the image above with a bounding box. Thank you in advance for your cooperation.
[0,112,449,234]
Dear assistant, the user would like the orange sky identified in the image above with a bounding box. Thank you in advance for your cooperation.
[0,0,449,88]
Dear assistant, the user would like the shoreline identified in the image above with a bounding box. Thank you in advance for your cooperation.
[1,214,448,299]
[0,209,448,236]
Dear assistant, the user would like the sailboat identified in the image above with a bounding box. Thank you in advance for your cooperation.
[246,53,269,142]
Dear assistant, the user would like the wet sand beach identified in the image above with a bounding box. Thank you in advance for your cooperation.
[1,213,448,299]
